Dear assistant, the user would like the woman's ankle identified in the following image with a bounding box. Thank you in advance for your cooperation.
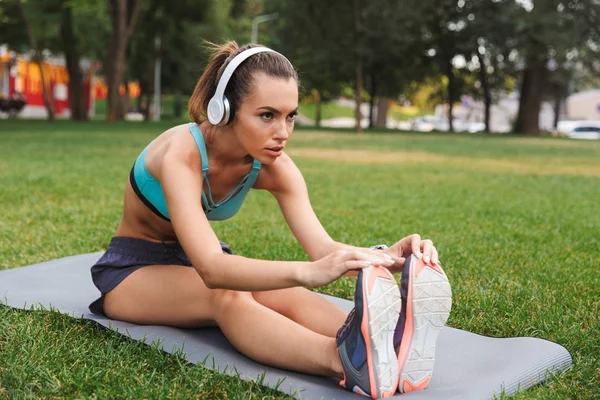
[327,339,344,379]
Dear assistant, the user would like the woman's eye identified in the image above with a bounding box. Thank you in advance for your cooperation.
[287,112,298,121]
[260,112,273,121]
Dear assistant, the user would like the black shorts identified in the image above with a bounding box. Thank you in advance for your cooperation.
[89,236,233,316]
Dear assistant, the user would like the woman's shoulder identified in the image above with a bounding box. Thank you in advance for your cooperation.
[145,123,203,177]
[254,152,302,192]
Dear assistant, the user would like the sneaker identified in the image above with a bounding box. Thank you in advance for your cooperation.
[336,266,402,398]
[395,255,452,393]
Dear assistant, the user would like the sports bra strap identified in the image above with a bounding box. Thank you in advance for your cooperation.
[188,123,209,174]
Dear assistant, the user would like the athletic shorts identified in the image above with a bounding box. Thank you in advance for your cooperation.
[89,236,233,316]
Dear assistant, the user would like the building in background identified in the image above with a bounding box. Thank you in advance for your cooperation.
[0,44,96,118]
[0,44,140,119]
[566,90,600,121]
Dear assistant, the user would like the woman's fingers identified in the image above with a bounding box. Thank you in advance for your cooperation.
[432,247,440,265]
[421,239,434,265]
[408,234,423,259]
[345,249,394,267]
[385,257,406,274]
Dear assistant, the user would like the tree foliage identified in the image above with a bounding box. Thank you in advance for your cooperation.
[2,0,599,132]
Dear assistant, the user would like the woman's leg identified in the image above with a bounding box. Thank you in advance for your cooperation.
[103,265,344,377]
[251,288,348,338]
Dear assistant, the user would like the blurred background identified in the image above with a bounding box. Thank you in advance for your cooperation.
[0,0,599,137]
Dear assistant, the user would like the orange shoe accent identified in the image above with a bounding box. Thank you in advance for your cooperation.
[361,269,378,399]
[403,376,431,392]
[414,258,427,277]
[367,265,393,295]
[429,262,445,275]
[338,348,347,387]
[381,387,398,397]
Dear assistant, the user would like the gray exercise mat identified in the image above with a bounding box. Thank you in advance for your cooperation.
[0,253,572,399]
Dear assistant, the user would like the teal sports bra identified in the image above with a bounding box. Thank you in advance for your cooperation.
[129,123,261,221]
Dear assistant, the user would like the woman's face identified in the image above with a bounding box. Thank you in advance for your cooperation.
[233,73,299,164]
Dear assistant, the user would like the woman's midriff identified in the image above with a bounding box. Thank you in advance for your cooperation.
[114,179,178,243]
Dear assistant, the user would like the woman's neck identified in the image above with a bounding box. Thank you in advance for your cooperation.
[200,122,253,167]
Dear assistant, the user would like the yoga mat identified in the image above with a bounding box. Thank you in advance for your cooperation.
[0,253,572,399]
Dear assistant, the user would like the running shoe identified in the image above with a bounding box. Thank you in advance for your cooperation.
[395,255,452,393]
[336,266,402,398]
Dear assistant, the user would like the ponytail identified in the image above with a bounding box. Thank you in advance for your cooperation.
[188,41,239,124]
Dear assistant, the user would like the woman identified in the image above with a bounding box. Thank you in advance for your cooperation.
[89,41,451,398]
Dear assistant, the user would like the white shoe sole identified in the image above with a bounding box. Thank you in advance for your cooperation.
[398,258,452,393]
[361,266,402,397]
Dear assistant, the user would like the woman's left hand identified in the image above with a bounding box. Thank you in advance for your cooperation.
[382,233,440,273]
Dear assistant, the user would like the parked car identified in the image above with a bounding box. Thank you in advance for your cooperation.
[565,125,600,140]
[556,119,585,135]
[411,115,440,132]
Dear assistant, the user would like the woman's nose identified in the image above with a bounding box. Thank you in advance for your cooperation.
[274,120,290,140]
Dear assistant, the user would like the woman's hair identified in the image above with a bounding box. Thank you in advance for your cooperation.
[188,41,298,124]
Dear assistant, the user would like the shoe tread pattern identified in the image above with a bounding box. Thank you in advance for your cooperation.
[367,272,402,395]
[401,266,452,391]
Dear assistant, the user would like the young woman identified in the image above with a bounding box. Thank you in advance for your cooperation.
[89,41,451,398]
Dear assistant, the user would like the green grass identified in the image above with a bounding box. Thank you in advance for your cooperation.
[1,120,599,399]
[298,101,356,121]
[94,95,190,120]
[298,100,433,123]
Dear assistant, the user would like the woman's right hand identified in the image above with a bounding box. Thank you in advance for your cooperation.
[301,249,395,288]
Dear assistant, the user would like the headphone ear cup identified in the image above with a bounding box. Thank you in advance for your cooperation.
[207,97,225,125]
[220,96,232,126]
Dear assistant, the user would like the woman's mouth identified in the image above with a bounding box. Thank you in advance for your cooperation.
[265,146,284,157]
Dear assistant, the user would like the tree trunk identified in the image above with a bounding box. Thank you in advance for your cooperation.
[514,62,547,134]
[446,58,455,132]
[553,92,563,130]
[147,54,155,121]
[368,71,376,129]
[106,0,141,123]
[353,0,362,133]
[61,5,88,121]
[476,51,491,132]
[122,81,130,117]
[174,91,183,119]
[376,98,388,127]
[18,0,55,122]
[314,90,322,127]
[106,1,118,119]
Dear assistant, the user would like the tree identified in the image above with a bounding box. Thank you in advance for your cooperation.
[265,0,354,127]
[105,0,141,123]
[127,0,211,120]
[60,2,87,121]
[359,0,430,128]
[462,0,518,132]
[17,0,55,122]
[416,0,474,133]
[512,0,600,134]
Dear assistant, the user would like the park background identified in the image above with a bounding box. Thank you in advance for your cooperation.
[1,0,600,399]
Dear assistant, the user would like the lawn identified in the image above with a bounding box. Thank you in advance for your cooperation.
[298,101,433,123]
[0,120,599,399]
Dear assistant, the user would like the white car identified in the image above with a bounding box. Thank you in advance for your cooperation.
[557,120,585,135]
[565,125,600,140]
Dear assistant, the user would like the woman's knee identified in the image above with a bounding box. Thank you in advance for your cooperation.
[210,289,255,314]
[252,287,312,312]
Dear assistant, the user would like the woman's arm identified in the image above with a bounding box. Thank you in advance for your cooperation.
[158,147,389,290]
[264,154,392,261]
[265,154,442,274]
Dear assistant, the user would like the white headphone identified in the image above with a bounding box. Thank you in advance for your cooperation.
[207,47,293,126]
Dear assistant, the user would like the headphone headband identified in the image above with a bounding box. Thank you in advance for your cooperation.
[207,46,293,126]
